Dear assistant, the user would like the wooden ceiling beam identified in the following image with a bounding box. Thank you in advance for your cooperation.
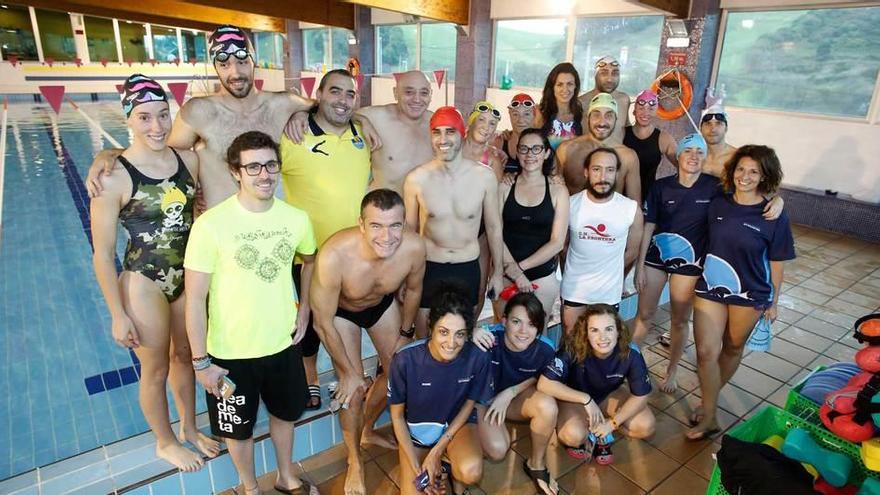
[628,0,690,18]
[340,0,469,25]
[184,0,355,29]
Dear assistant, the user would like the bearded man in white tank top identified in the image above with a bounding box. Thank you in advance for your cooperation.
[561,147,643,335]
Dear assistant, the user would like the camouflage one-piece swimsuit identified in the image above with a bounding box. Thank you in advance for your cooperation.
[118,149,196,302]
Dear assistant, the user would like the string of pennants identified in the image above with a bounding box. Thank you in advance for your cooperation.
[35,79,265,115]
[5,55,206,69]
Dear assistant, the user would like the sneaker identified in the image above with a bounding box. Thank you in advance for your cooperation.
[595,442,614,465]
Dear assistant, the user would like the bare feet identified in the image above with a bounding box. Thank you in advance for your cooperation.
[360,430,397,450]
[180,427,222,458]
[156,442,203,472]
[658,367,678,394]
[344,460,366,495]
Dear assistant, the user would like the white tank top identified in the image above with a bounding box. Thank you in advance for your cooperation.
[561,191,638,305]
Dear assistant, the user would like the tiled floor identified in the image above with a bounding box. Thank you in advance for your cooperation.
[220,225,880,494]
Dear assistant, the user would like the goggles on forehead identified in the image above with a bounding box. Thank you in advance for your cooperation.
[474,103,502,119]
[636,99,657,107]
[596,60,620,69]
[213,49,251,63]
[509,100,534,108]
[701,112,728,124]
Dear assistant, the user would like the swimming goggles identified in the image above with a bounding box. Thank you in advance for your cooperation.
[701,112,728,124]
[509,100,534,108]
[636,99,657,107]
[474,103,502,119]
[596,60,620,69]
[517,144,545,155]
[213,49,251,63]
[240,160,280,176]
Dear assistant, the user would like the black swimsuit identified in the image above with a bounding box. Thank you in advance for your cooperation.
[502,175,557,280]
[623,126,663,199]
[502,137,521,173]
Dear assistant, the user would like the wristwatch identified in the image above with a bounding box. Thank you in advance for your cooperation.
[399,324,416,338]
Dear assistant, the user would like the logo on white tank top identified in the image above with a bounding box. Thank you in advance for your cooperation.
[579,223,616,242]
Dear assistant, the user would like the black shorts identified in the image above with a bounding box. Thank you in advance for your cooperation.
[336,293,395,329]
[206,345,308,440]
[420,258,481,308]
[292,264,321,358]
[562,300,620,312]
[644,245,704,277]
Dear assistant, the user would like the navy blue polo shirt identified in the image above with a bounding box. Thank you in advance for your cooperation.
[485,324,557,394]
[542,344,652,404]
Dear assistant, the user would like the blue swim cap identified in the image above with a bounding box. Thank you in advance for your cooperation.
[676,133,707,158]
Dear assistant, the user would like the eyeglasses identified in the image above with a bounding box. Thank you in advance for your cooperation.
[636,100,657,107]
[474,103,502,119]
[509,100,534,109]
[240,160,280,176]
[213,49,251,63]
[517,144,545,155]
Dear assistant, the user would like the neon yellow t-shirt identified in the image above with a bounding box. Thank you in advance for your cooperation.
[279,115,371,247]
[184,196,317,359]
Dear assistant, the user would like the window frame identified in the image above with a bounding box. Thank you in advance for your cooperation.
[710,6,880,124]
[374,21,456,81]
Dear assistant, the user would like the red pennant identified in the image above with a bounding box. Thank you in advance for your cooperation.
[254,79,264,91]
[355,73,365,91]
[39,85,65,114]
[100,57,108,67]
[189,57,197,66]
[149,58,157,67]
[433,70,445,89]
[173,57,180,66]
[115,84,124,94]
[301,77,316,98]
[392,72,403,83]
[8,55,18,67]
[45,58,54,67]
[167,82,188,106]
[126,59,133,67]
[73,57,82,67]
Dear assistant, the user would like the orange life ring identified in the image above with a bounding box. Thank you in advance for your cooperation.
[650,70,693,120]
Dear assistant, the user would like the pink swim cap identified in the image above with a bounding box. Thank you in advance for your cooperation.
[430,106,466,137]
[636,89,658,103]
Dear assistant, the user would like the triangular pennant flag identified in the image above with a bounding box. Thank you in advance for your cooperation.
[39,85,65,114]
[301,77,316,98]
[115,84,124,94]
[8,55,18,67]
[189,57,197,66]
[433,70,445,89]
[45,57,54,67]
[355,72,365,91]
[73,57,82,67]
[149,58,157,67]
[126,59,133,67]
[254,79,264,91]
[167,82,188,106]
[173,57,180,66]
[392,72,403,83]
[100,57,108,67]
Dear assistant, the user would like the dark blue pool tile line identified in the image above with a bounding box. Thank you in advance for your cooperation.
[83,347,142,395]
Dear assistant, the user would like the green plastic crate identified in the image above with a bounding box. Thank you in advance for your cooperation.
[784,365,826,426]
[705,405,878,494]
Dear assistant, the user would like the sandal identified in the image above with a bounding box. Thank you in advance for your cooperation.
[305,385,321,411]
[659,331,672,347]
[522,459,558,495]
[594,442,614,465]
[274,478,316,494]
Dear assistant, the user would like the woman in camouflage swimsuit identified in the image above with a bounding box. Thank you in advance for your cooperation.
[90,74,219,471]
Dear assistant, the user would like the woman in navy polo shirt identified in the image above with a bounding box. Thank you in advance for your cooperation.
[389,288,492,495]
[687,145,795,441]
[538,304,654,465]
[473,293,559,494]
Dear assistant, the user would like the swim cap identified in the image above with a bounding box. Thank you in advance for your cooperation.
[509,93,534,107]
[635,89,658,104]
[209,25,251,62]
[595,56,619,69]
[701,105,729,125]
[587,92,618,115]
[676,133,707,158]
[121,74,167,118]
[430,106,466,137]
[467,101,501,126]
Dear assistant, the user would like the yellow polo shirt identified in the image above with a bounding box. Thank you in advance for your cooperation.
[279,115,371,247]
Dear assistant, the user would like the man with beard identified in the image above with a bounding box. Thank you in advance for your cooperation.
[403,107,505,338]
[560,147,643,335]
[557,93,641,202]
[699,107,737,178]
[86,25,337,208]
[578,56,630,143]
[278,69,373,426]
[310,189,426,495]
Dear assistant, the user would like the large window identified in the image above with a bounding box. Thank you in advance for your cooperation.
[181,29,207,62]
[118,20,148,62]
[83,15,116,62]
[572,16,663,96]
[302,27,352,71]
[254,31,283,69]
[493,19,567,89]
[377,24,417,74]
[0,4,38,60]
[34,8,75,61]
[152,25,179,62]
[420,23,456,82]
[717,7,880,118]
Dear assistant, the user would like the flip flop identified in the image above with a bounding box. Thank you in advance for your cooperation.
[594,443,614,465]
[689,407,704,427]
[659,331,672,347]
[522,459,558,495]
[686,427,721,442]
[274,479,316,494]
[305,385,321,411]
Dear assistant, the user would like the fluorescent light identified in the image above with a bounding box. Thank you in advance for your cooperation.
[741,19,754,29]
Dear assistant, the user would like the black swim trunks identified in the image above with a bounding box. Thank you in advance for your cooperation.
[206,345,308,440]
[420,258,481,308]
[335,293,395,329]
[562,300,620,312]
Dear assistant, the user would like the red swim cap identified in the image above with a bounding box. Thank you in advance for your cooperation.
[430,106,466,137]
